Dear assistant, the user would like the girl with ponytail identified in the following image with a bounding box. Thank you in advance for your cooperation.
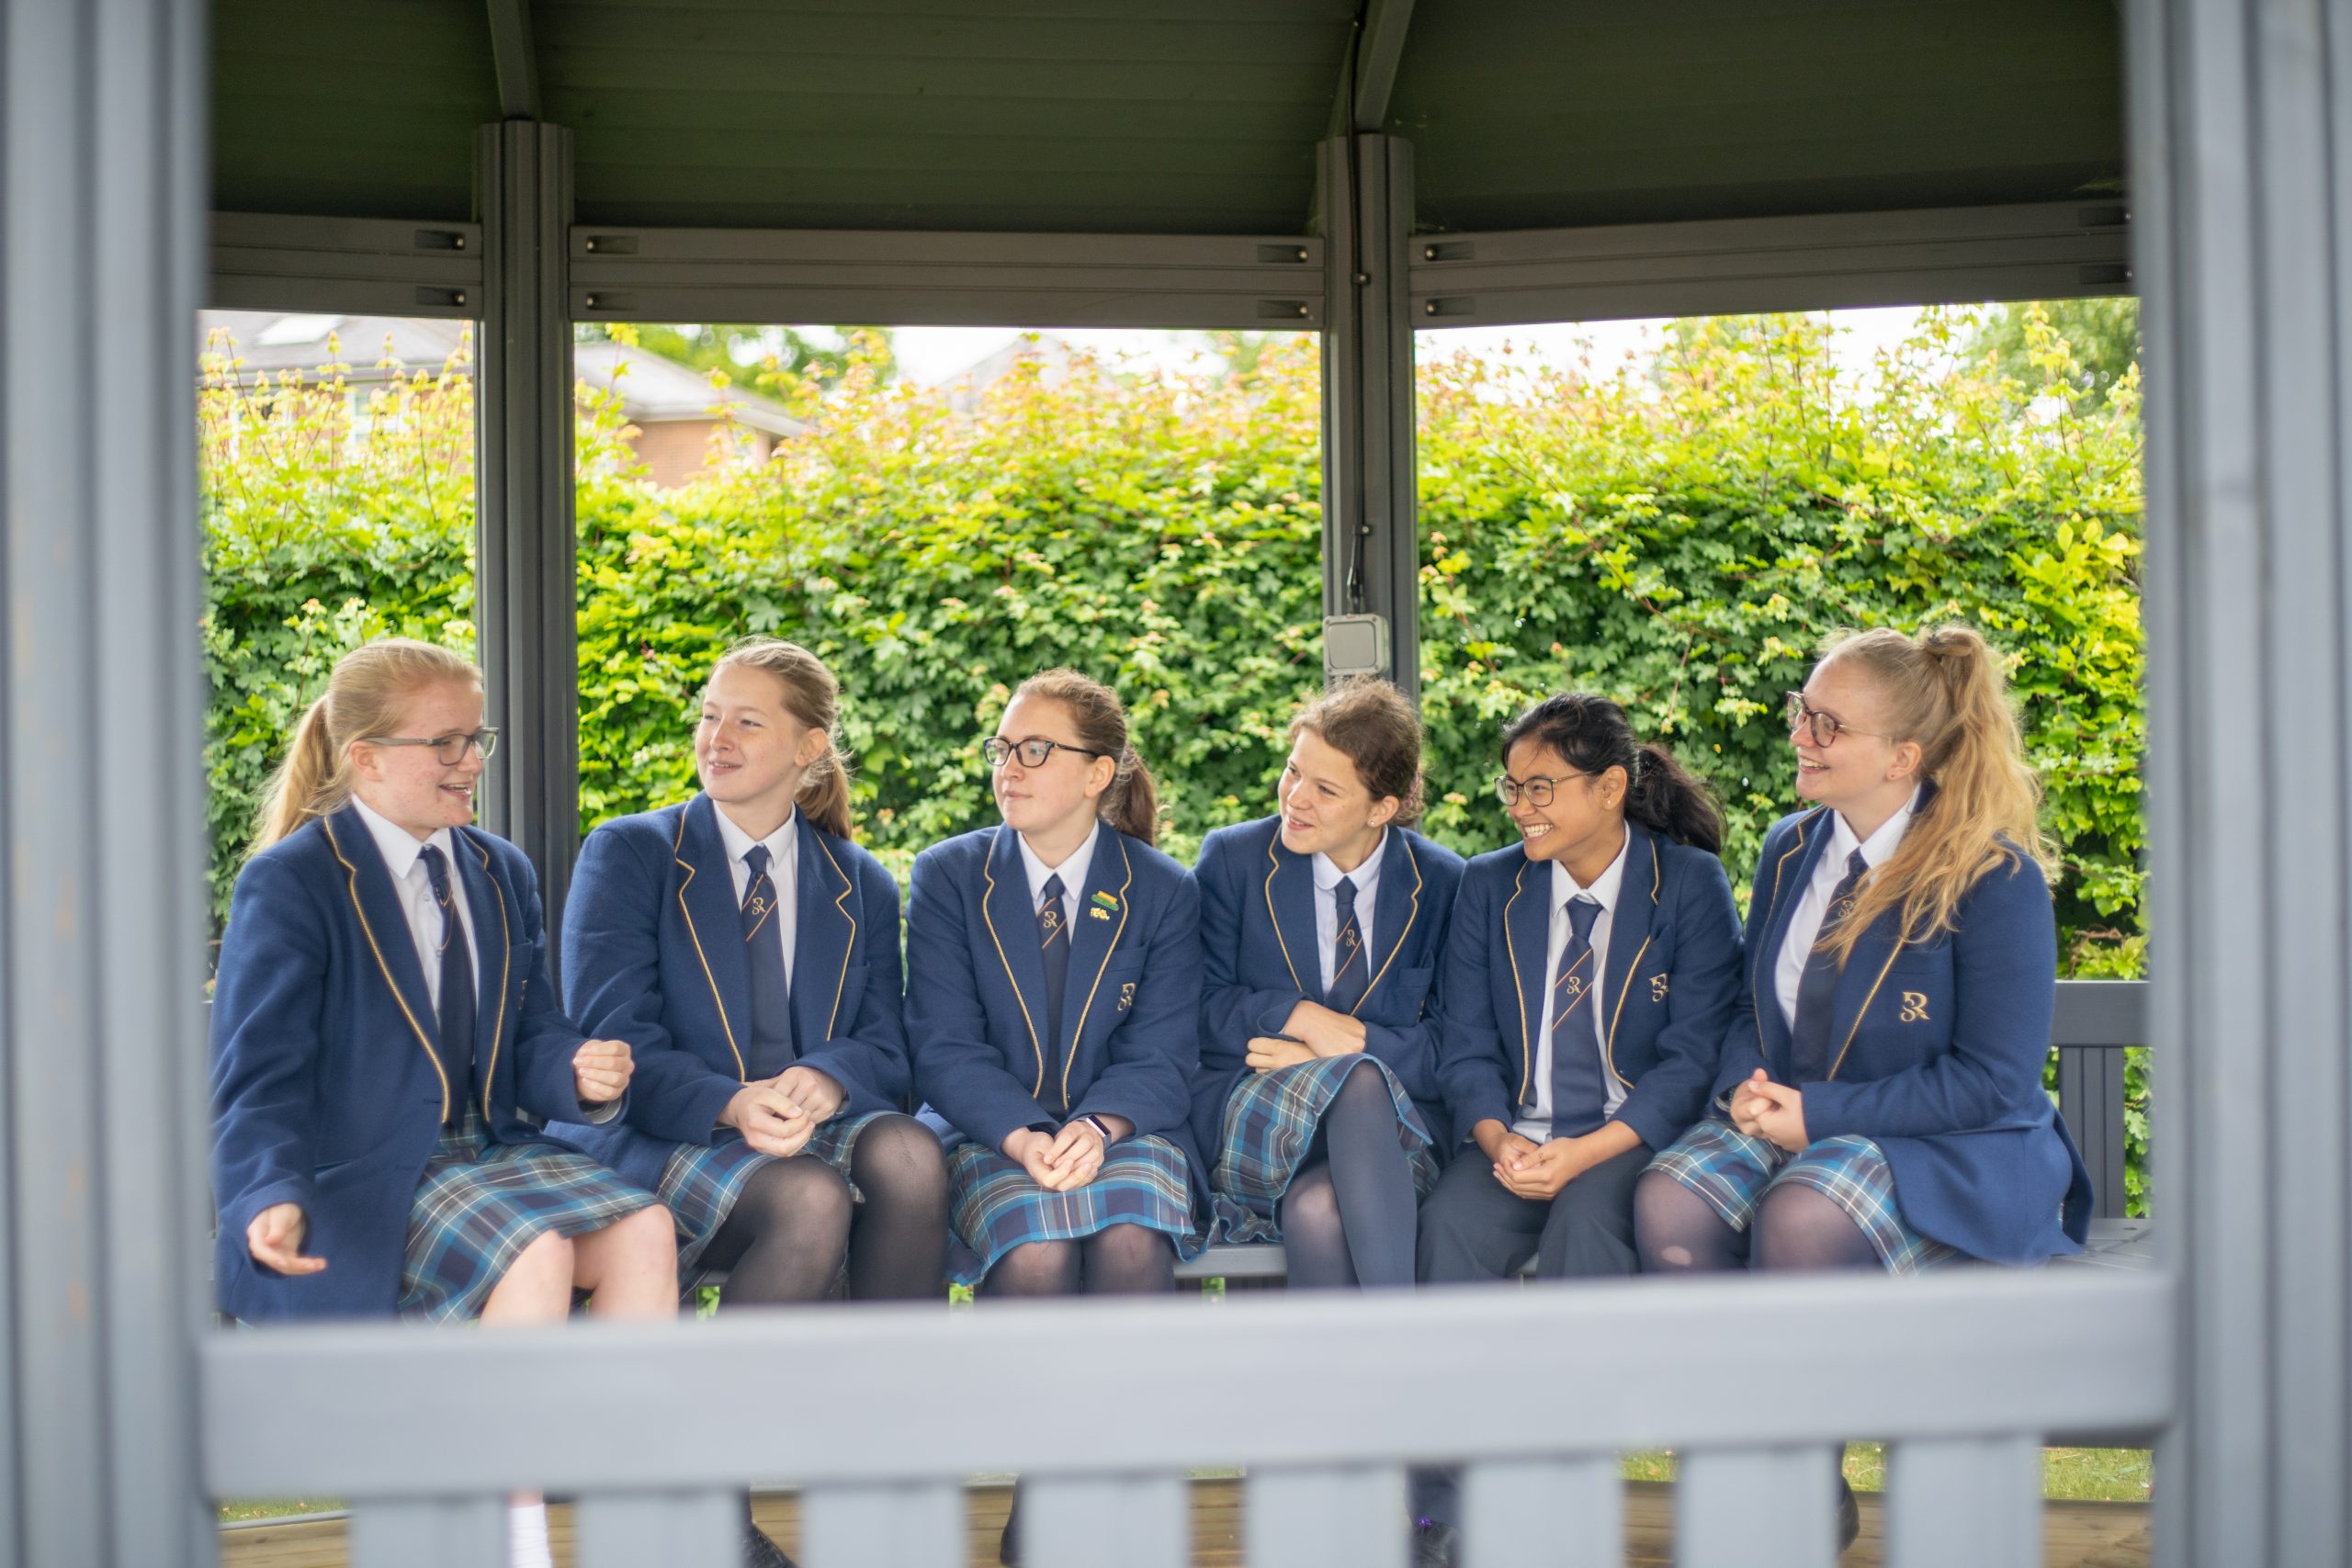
[552,637,944,1337]
[1407,691,1744,1553]
[212,638,677,1568]
[1632,626,2094,1548]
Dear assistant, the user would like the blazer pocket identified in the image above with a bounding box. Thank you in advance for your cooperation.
[1375,964,1435,1019]
[833,961,871,1026]
[1094,958,1146,1019]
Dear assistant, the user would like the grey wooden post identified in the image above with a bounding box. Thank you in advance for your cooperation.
[2131,0,2352,1563]
[2,0,213,1563]
[475,121,582,943]
[1318,132,1419,699]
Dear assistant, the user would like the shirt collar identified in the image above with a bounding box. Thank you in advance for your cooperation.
[1830,784,1924,870]
[352,795,456,884]
[1550,827,1630,914]
[1018,819,1100,905]
[1311,829,1387,899]
[712,802,798,874]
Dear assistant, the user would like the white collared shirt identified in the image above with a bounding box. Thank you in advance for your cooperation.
[1310,829,1386,994]
[1772,787,1922,1030]
[1514,831,1631,1142]
[352,795,481,1010]
[1017,819,1101,930]
[713,804,799,990]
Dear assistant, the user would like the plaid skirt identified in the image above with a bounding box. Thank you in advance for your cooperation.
[1645,1119,1963,1275]
[397,1110,664,1322]
[658,1109,890,1288]
[1210,1055,1440,1245]
[944,1134,1207,1289]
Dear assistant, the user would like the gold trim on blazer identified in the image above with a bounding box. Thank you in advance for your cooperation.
[979,828,1049,1097]
[322,816,451,1122]
[1351,838,1422,1017]
[463,833,514,1123]
[1753,811,1820,1059]
[813,831,856,1041]
[1263,836,1306,994]
[1826,938,1907,1081]
[1061,832,1137,1110]
[1503,860,1535,1104]
[1600,835,1664,1091]
[673,808,748,1081]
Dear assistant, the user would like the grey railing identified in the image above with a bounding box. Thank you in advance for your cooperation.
[2050,980,2147,1223]
[203,1267,2173,1568]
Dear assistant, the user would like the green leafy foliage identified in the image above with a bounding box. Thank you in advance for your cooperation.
[200,310,2148,1210]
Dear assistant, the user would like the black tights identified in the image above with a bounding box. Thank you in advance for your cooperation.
[842,1113,951,1301]
[1632,1171,1881,1274]
[705,1156,853,1306]
[983,1222,1174,1297]
[1277,1063,1419,1290]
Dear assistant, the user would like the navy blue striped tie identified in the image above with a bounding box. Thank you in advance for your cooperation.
[1039,874,1070,1060]
[417,845,475,1121]
[1541,895,1608,1135]
[1325,875,1369,1015]
[741,844,797,1077]
[1790,849,1871,1083]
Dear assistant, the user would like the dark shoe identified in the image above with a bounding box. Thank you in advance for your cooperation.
[1836,1474,1860,1554]
[999,1491,1023,1568]
[743,1517,797,1568]
[1410,1518,1460,1568]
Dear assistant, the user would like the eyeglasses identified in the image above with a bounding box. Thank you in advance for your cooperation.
[364,728,499,765]
[1782,692,1889,749]
[1493,771,1588,808]
[981,736,1103,769]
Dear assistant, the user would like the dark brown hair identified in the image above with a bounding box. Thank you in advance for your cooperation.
[1012,669,1160,846]
[1289,676,1424,826]
[1500,693,1724,854]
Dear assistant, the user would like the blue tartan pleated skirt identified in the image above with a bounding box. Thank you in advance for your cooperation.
[943,1133,1208,1288]
[656,1109,890,1289]
[1209,1055,1440,1245]
[397,1109,664,1322]
[1645,1119,1963,1275]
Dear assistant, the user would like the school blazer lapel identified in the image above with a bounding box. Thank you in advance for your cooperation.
[1261,834,1323,1003]
[980,824,1055,1097]
[1599,826,1661,1088]
[1354,829,1424,1016]
[791,821,856,1046]
[1753,808,1831,1073]
[1826,914,1907,1079]
[454,829,514,1118]
[319,807,450,1118]
[1062,831,1136,1089]
[1500,853,1552,1109]
[674,794,755,1080]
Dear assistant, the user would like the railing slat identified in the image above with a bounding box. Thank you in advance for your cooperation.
[1027,1475,1187,1568]
[799,1480,965,1568]
[348,1497,505,1568]
[1248,1465,1407,1568]
[1460,1455,1620,1567]
[574,1488,741,1568]
[1678,1446,1840,1568]
[1884,1435,2043,1568]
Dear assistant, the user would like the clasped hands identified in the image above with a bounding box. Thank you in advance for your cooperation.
[1471,1120,1608,1201]
[1244,999,1368,1073]
[1002,1112,1134,1193]
[722,1064,849,1158]
[1728,1067,1808,1152]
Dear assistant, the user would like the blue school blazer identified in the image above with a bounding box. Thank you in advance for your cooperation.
[906,824,1205,1189]
[209,807,604,1321]
[548,792,910,1192]
[1712,805,2094,1265]
[1190,816,1466,1156]
[1437,821,1744,1156]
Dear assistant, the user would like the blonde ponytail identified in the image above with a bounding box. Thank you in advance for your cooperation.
[248,638,483,853]
[708,637,856,840]
[1815,625,2056,964]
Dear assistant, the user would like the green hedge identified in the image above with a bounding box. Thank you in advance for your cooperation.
[201,310,2148,1211]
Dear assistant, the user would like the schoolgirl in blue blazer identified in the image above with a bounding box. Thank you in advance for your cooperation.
[1192,677,1464,1290]
[905,669,1207,1303]
[552,639,945,1313]
[1635,626,2093,1280]
[209,639,675,1568]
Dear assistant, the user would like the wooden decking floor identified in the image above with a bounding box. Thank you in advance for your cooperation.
[220,1478,2153,1567]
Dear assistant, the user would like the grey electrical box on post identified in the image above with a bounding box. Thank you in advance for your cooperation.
[1323,614,1390,680]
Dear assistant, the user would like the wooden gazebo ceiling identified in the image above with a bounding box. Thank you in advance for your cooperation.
[212,0,2124,235]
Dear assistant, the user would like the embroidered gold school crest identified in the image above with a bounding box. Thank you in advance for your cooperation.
[1562,974,1588,1003]
[1117,981,1136,1011]
[1650,973,1669,1003]
[1900,991,1930,1023]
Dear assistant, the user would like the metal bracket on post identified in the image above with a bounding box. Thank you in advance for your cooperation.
[476,123,582,948]
[1317,132,1419,698]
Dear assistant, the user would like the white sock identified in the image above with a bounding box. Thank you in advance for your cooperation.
[507,1499,555,1568]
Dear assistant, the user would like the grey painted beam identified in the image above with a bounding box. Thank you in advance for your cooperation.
[474,123,582,938]
[201,1270,2174,1498]
[485,0,541,123]
[209,211,481,316]
[1351,0,1417,134]
[1410,201,2134,328]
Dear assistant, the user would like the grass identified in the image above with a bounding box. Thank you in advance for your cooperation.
[1620,1445,2153,1503]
